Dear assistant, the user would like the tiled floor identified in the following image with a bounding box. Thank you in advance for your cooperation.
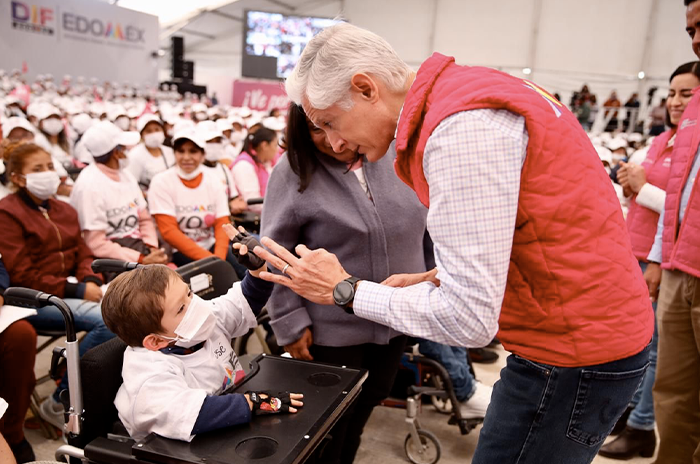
[26,338,655,464]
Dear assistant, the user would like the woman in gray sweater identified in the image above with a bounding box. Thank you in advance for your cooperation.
[261,104,429,464]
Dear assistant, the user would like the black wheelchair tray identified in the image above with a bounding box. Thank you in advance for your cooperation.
[131,354,367,464]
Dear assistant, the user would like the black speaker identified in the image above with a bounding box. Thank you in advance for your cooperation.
[171,36,184,64]
[172,61,194,81]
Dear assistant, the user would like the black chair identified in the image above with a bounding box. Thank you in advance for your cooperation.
[67,337,128,450]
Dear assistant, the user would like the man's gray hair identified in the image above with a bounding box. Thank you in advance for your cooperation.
[285,22,412,110]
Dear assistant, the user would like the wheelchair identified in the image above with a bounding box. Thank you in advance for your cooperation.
[382,342,483,464]
[6,258,367,464]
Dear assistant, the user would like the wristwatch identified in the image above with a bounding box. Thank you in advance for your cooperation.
[333,277,361,314]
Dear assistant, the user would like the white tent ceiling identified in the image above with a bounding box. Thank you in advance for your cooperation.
[119,0,696,108]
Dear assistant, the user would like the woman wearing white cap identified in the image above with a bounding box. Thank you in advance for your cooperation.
[70,121,168,267]
[126,114,175,190]
[196,121,247,215]
[33,105,76,173]
[147,129,243,275]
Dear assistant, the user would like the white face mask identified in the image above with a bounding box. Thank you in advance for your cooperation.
[161,295,217,348]
[0,160,5,176]
[115,117,130,131]
[144,131,165,148]
[177,164,203,180]
[205,142,225,162]
[194,112,207,121]
[118,156,130,170]
[24,170,61,200]
[42,118,63,135]
[605,166,612,175]
[166,127,174,137]
[230,131,247,144]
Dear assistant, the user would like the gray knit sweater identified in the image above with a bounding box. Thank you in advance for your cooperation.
[261,145,429,347]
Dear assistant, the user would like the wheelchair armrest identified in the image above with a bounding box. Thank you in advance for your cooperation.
[84,436,137,464]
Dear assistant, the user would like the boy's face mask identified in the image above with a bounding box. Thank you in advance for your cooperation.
[160,295,217,348]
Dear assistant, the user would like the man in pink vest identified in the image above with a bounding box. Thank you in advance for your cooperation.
[638,2,700,463]
[253,23,653,463]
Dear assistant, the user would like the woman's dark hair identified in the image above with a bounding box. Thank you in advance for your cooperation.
[666,61,700,128]
[242,127,276,159]
[173,137,204,153]
[282,103,321,193]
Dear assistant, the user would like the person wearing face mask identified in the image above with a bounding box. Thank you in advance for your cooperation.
[33,105,75,174]
[148,129,240,271]
[215,118,240,165]
[231,128,278,213]
[228,117,248,154]
[127,114,175,191]
[100,249,303,442]
[191,103,208,122]
[70,121,169,268]
[0,140,115,430]
[194,121,246,214]
[599,61,700,461]
[109,106,131,132]
[71,113,96,165]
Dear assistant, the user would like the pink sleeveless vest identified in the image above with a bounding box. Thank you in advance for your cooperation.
[233,152,271,197]
[661,89,700,278]
[626,129,675,260]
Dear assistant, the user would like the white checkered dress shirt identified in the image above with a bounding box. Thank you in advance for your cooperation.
[354,109,529,347]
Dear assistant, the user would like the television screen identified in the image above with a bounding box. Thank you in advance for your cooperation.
[243,10,341,80]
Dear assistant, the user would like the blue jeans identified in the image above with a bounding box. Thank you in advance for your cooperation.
[418,339,475,401]
[25,298,115,400]
[472,344,650,464]
[626,260,658,431]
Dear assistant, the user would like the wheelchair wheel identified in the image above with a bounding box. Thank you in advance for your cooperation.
[430,376,452,414]
[404,429,441,464]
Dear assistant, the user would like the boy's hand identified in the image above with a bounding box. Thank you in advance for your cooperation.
[245,391,304,415]
[223,224,266,275]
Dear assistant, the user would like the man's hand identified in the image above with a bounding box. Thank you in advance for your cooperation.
[618,163,630,190]
[83,282,103,302]
[626,163,647,194]
[285,328,314,361]
[253,237,350,306]
[142,248,168,265]
[644,262,662,302]
[382,269,440,288]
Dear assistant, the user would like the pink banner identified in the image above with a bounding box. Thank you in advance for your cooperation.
[232,79,289,111]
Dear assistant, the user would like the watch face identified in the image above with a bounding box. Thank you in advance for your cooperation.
[333,280,354,306]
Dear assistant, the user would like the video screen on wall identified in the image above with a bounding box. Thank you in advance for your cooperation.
[242,10,341,80]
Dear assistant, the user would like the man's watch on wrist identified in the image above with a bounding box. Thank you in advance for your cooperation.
[333,276,361,314]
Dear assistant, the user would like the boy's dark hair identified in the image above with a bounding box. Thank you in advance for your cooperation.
[686,0,698,6]
[101,265,184,347]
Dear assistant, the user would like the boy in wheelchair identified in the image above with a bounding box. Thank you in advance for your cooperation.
[100,226,303,442]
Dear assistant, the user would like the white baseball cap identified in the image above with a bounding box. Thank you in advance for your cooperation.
[594,145,613,166]
[606,137,628,152]
[173,128,206,150]
[82,120,140,158]
[71,113,94,135]
[2,117,35,138]
[191,102,207,114]
[136,113,162,133]
[216,118,233,132]
[262,116,286,132]
[35,104,61,122]
[196,120,224,142]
